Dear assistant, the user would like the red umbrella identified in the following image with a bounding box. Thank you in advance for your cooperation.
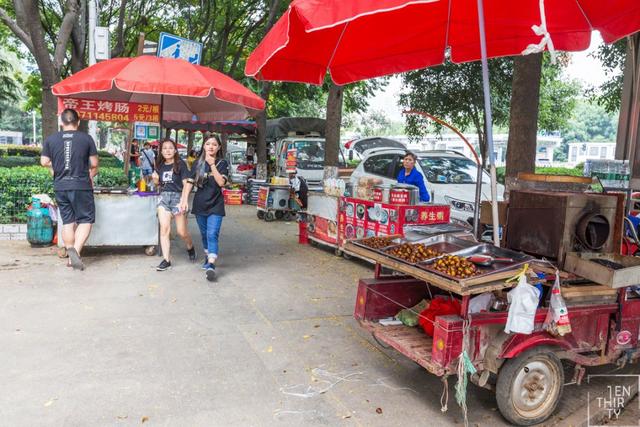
[246,0,640,246]
[53,56,265,122]
[246,0,640,85]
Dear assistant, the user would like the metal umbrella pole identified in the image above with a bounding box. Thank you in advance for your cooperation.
[476,0,501,246]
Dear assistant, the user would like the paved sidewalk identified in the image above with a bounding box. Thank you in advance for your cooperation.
[0,205,636,426]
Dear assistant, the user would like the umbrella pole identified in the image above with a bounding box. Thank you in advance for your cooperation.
[476,0,501,247]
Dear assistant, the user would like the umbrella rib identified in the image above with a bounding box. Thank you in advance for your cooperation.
[573,0,594,31]
[327,22,349,69]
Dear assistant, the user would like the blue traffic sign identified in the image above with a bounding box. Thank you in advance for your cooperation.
[158,32,202,65]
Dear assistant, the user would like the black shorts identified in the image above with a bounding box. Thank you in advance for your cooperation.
[55,190,95,225]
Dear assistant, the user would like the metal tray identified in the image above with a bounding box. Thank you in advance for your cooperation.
[350,235,405,251]
[418,244,534,280]
[403,223,472,241]
[381,235,478,265]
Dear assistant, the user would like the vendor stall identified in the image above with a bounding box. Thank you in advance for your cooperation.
[341,188,640,426]
[50,55,265,254]
[57,190,159,256]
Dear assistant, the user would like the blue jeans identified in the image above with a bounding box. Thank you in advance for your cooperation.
[195,214,223,258]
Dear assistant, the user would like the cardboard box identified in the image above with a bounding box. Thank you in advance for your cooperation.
[480,201,508,225]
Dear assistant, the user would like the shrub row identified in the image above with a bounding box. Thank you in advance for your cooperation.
[0,144,115,159]
[0,166,127,223]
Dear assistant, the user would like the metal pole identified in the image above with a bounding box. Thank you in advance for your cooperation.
[88,0,98,142]
[476,0,501,246]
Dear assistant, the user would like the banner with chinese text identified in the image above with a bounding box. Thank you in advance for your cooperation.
[57,97,161,123]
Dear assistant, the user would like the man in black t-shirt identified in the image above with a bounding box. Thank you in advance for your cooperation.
[41,108,99,270]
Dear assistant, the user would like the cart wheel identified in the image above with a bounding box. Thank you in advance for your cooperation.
[496,348,564,426]
[257,210,265,220]
[283,212,293,221]
[308,238,317,246]
[57,247,68,258]
[334,248,343,257]
[275,211,284,220]
[144,245,157,256]
[264,211,276,222]
[342,252,352,260]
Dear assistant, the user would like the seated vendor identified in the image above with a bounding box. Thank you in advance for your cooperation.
[397,151,430,202]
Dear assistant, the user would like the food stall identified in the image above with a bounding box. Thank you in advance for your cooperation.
[341,186,640,426]
[50,55,265,254]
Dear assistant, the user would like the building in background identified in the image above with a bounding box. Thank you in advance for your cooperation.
[567,141,616,166]
[0,131,23,145]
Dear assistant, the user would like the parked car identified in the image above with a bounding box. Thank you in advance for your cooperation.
[344,136,406,162]
[349,148,505,226]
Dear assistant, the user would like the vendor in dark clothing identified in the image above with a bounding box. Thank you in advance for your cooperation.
[289,172,308,209]
[397,151,430,202]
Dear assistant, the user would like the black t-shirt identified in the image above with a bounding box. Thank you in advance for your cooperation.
[158,160,191,193]
[192,159,229,217]
[42,130,97,191]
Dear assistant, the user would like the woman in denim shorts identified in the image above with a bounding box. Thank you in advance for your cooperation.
[151,139,196,271]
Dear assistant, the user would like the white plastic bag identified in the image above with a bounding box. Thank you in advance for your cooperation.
[469,292,495,314]
[505,275,540,334]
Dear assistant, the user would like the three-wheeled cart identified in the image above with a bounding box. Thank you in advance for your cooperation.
[256,184,300,222]
[345,240,640,426]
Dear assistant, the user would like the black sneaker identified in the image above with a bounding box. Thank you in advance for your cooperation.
[187,246,196,262]
[206,265,216,281]
[156,259,172,271]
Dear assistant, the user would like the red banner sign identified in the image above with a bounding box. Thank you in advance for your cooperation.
[57,97,161,123]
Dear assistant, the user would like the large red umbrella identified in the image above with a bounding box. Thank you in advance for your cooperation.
[246,0,640,85]
[246,0,640,245]
[53,56,265,122]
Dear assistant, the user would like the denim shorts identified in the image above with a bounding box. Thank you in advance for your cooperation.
[158,192,182,215]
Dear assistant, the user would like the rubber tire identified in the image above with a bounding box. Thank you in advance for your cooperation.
[334,248,342,257]
[257,210,265,220]
[275,211,284,220]
[264,211,276,222]
[496,348,564,426]
[283,212,293,221]
[144,245,157,256]
[342,252,352,260]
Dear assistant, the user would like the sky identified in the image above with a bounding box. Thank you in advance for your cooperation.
[368,33,609,122]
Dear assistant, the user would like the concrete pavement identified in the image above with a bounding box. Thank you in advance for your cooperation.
[0,205,637,426]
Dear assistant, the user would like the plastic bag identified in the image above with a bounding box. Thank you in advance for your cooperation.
[469,292,495,314]
[396,299,429,327]
[505,275,540,334]
[544,271,572,336]
[419,296,461,336]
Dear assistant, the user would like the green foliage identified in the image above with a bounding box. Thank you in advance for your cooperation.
[538,55,581,133]
[588,39,627,114]
[496,165,583,184]
[0,144,41,157]
[0,156,38,167]
[399,58,514,162]
[562,100,618,143]
[22,72,43,114]
[0,166,127,223]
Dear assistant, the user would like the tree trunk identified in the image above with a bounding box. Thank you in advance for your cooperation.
[324,82,343,178]
[187,131,194,154]
[41,85,59,138]
[505,53,543,193]
[220,133,228,157]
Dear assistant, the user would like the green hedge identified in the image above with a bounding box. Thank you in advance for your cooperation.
[0,166,127,223]
[0,156,38,168]
[0,144,117,159]
[496,166,584,184]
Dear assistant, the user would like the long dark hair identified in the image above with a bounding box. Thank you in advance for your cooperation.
[194,132,222,187]
[156,138,181,174]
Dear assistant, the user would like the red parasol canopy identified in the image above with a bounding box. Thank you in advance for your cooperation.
[53,56,265,121]
[246,0,640,85]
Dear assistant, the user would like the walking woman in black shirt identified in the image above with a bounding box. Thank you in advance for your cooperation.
[151,138,196,271]
[180,133,229,281]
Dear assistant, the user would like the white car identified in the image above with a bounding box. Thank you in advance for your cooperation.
[349,148,505,226]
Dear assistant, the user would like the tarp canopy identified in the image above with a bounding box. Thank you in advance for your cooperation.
[162,120,257,135]
[266,117,326,141]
